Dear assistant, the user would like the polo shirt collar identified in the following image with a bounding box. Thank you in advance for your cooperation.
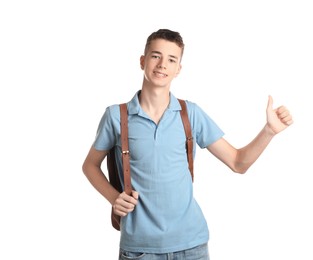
[127,90,182,116]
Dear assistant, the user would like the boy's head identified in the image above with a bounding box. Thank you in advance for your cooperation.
[144,29,185,57]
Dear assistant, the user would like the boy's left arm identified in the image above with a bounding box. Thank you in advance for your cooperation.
[207,95,293,173]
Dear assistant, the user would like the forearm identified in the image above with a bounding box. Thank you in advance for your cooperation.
[235,124,276,173]
[83,164,119,205]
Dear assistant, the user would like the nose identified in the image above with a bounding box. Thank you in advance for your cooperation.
[157,64,166,69]
[157,59,166,69]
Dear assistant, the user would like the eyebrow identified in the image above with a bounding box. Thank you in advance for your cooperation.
[151,51,179,60]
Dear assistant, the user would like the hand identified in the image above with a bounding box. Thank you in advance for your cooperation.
[266,95,293,134]
[113,190,139,217]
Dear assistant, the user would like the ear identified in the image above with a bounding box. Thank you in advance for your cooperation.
[140,55,145,70]
[175,64,182,77]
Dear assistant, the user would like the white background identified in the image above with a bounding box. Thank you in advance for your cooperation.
[1,1,312,259]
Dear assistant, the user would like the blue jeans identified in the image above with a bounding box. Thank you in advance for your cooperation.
[118,243,209,260]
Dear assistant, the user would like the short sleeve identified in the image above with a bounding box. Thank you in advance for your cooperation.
[93,105,120,151]
[187,101,224,149]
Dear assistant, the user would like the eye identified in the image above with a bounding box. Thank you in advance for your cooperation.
[169,59,177,63]
[152,55,160,59]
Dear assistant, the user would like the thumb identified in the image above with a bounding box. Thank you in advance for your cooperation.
[132,190,139,200]
[267,95,273,111]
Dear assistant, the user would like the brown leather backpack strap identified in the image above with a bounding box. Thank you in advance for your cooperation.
[178,99,194,182]
[120,103,132,195]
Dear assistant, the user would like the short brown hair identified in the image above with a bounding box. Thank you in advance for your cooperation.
[144,29,185,57]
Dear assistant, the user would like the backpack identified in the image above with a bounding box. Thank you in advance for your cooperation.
[107,99,193,231]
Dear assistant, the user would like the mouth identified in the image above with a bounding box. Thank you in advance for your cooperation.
[153,71,168,78]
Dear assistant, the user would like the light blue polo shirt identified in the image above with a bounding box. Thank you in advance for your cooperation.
[93,91,224,253]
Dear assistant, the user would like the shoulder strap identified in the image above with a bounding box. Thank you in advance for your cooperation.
[178,99,194,182]
[120,103,132,195]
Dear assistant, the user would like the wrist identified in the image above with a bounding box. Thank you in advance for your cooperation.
[264,123,277,137]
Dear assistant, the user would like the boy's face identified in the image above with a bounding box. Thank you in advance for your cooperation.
[140,39,182,88]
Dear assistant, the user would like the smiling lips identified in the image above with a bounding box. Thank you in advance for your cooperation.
[153,71,168,78]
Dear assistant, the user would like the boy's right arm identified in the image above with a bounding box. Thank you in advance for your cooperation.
[82,146,120,205]
[82,146,139,216]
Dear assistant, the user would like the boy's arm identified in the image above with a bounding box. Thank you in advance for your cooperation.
[207,96,293,173]
[82,146,138,216]
[82,147,119,205]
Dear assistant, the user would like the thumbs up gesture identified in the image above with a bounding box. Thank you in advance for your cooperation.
[266,95,293,134]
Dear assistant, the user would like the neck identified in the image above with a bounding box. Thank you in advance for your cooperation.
[139,87,170,124]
